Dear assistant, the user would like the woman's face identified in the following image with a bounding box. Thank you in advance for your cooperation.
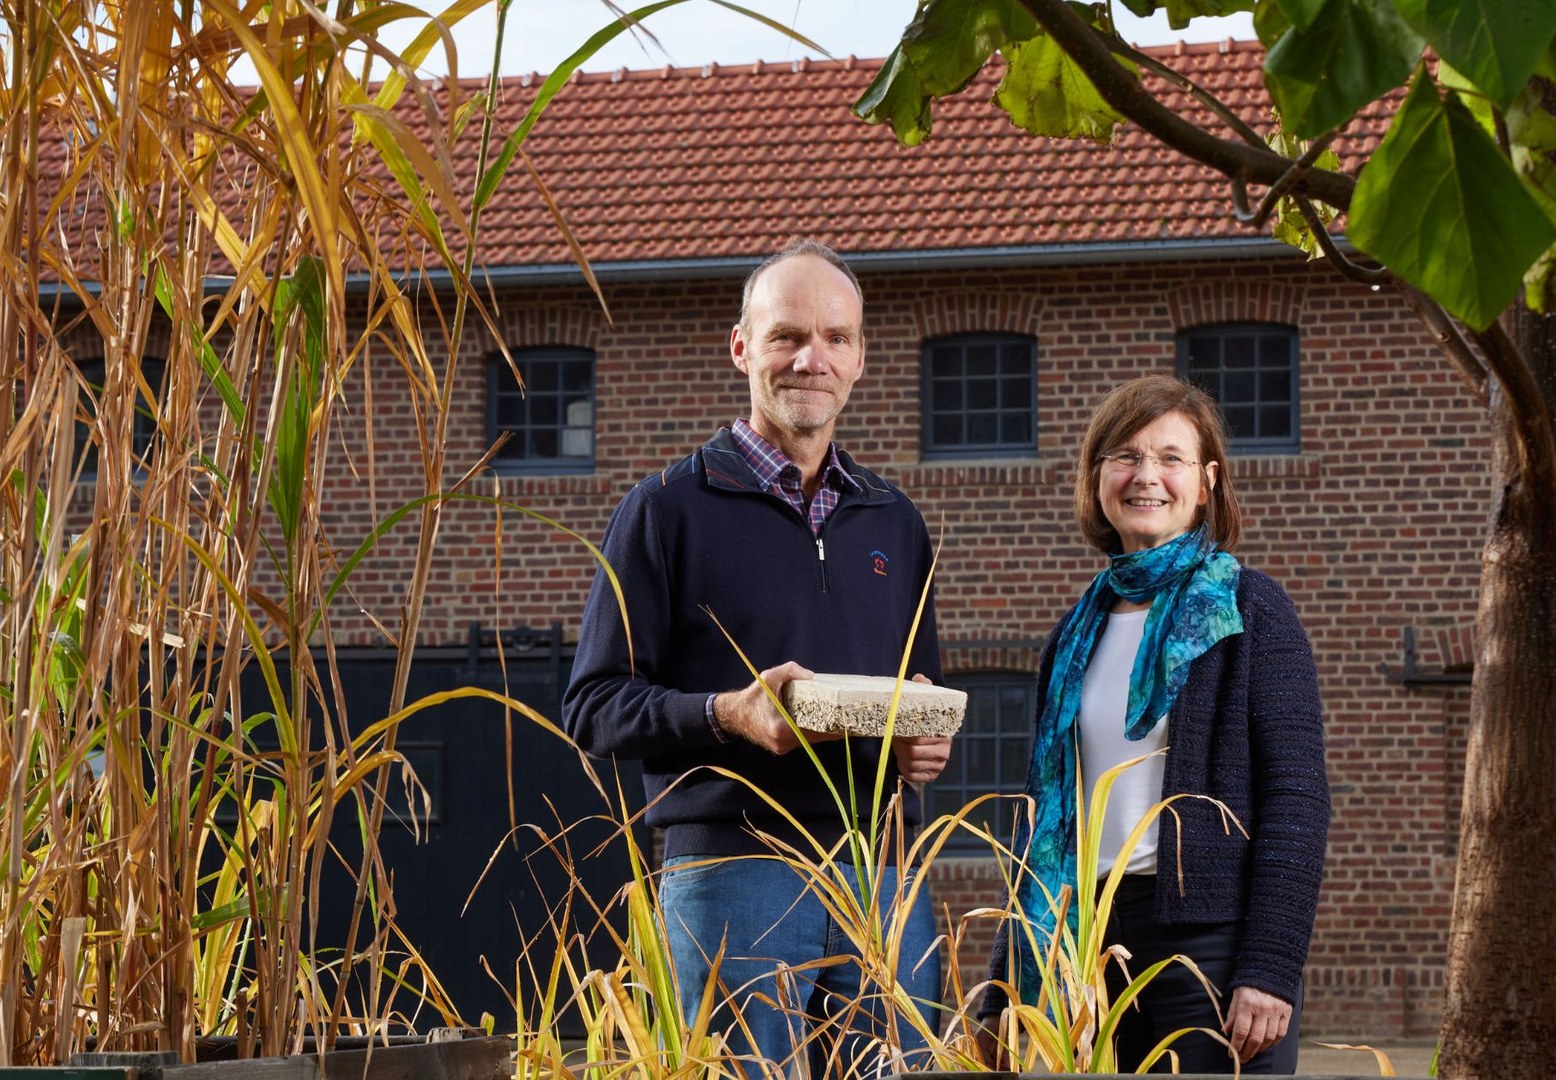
[1097,410,1219,553]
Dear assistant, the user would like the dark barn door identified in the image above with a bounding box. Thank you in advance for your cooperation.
[238,627,644,1036]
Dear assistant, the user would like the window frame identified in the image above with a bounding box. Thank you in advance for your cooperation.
[485,345,596,474]
[925,670,1037,853]
[921,333,1039,460]
[1177,322,1300,454]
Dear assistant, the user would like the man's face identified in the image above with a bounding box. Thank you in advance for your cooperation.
[730,254,865,445]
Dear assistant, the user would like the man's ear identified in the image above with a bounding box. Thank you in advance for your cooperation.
[730,324,749,374]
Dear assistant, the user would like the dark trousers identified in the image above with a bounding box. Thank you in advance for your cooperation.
[1104,875,1302,1075]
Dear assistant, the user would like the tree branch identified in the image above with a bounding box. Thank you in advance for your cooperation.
[1105,38,1266,150]
[1017,0,1356,211]
[1471,318,1556,482]
[1286,196,1388,285]
[1248,131,1341,228]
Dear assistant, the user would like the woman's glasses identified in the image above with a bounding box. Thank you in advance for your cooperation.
[1097,450,1201,475]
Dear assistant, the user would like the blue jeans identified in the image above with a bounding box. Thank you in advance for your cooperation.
[660,854,941,1077]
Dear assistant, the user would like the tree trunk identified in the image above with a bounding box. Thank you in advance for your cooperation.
[1441,306,1556,1079]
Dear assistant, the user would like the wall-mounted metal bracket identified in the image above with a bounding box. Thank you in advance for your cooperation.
[1378,625,1473,687]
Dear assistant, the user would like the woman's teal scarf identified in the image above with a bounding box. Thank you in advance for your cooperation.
[1012,526,1242,1004]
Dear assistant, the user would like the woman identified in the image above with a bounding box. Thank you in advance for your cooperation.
[981,375,1330,1073]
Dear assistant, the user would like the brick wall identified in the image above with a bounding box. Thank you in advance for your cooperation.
[114,253,1485,1039]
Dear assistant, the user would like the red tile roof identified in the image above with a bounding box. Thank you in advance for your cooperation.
[456,38,1391,271]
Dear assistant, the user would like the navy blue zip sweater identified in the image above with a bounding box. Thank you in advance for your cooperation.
[562,428,943,858]
[983,568,1330,1010]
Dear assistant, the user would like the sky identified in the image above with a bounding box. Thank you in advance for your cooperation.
[378,1,1256,79]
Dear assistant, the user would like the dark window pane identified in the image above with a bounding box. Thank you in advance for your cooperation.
[1187,337,1220,366]
[1224,369,1256,402]
[528,428,558,458]
[494,398,523,429]
[562,361,592,393]
[1000,374,1031,409]
[932,415,961,445]
[1223,405,1256,438]
[1001,347,1030,375]
[1260,336,1291,366]
[932,380,962,412]
[967,377,998,410]
[967,413,998,444]
[526,362,557,392]
[530,395,559,426]
[1001,413,1031,444]
[967,735,998,787]
[1260,405,1292,439]
[966,345,997,377]
[1223,335,1256,368]
[1259,369,1291,401]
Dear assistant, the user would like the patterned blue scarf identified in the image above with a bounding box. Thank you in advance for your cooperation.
[1012,526,1242,1003]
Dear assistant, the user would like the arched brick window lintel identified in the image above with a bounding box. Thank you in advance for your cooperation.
[1166,282,1305,331]
[911,290,1043,341]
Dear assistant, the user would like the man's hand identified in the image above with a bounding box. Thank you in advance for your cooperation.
[1223,985,1292,1064]
[891,672,952,782]
[893,736,952,782]
[712,662,815,754]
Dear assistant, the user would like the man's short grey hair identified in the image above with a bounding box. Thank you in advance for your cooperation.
[738,238,864,332]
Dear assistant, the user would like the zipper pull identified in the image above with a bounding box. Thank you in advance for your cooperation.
[816,537,826,563]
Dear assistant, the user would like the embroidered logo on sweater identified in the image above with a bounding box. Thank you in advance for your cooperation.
[869,550,890,577]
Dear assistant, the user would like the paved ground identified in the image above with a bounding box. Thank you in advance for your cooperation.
[1296,1038,1436,1076]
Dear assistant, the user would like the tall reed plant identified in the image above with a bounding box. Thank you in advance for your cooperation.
[0,0,627,1061]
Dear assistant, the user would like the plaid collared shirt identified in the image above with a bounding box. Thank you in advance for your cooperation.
[729,418,861,538]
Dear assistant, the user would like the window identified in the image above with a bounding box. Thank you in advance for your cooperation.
[922,334,1037,458]
[487,346,595,472]
[926,672,1036,851]
[74,357,165,475]
[1178,323,1299,453]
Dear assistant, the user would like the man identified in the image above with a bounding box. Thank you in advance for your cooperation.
[562,238,952,1074]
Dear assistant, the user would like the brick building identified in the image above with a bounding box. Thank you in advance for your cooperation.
[78,40,1484,1036]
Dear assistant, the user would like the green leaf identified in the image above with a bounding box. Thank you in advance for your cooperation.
[995,32,1131,143]
[900,0,1040,95]
[267,258,328,547]
[154,268,244,425]
[853,44,937,145]
[1349,72,1556,330]
[1393,0,1556,112]
[1255,0,1294,45]
[1438,59,1497,138]
[1264,0,1424,138]
[1508,78,1556,310]
[1266,127,1342,257]
[1273,0,1328,31]
[1120,0,1254,21]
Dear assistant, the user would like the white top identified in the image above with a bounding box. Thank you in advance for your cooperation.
[1079,608,1167,877]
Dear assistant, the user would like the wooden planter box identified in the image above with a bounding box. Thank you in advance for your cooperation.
[0,1034,511,1080]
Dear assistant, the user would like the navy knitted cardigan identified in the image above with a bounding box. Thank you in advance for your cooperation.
[562,428,943,859]
[984,568,1330,1009]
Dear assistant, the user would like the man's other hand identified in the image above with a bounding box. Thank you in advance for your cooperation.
[712,662,815,754]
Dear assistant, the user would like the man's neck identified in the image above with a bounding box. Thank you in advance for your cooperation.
[745,417,835,496]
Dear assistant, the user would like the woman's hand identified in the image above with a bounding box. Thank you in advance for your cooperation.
[1223,985,1292,1063]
